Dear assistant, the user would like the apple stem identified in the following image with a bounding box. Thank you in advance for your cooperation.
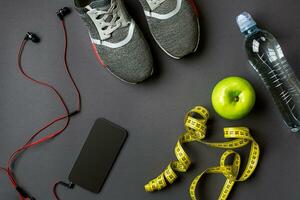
[234,96,239,102]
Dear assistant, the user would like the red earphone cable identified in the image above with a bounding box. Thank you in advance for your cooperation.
[61,19,81,112]
[1,18,81,200]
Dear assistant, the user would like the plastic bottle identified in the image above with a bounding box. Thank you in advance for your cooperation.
[237,12,300,133]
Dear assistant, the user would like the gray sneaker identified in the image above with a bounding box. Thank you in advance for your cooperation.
[139,0,200,59]
[74,0,153,84]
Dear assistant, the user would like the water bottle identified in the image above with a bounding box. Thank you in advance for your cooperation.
[236,12,300,133]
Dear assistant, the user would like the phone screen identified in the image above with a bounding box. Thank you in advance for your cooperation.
[69,118,127,193]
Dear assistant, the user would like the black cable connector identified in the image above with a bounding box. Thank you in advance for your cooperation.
[53,181,75,200]
[16,186,35,200]
[69,110,80,117]
[60,181,75,189]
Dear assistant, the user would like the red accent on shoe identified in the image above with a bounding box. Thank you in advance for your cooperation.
[91,43,107,67]
[187,0,200,17]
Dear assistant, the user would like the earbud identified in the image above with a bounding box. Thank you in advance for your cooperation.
[57,7,71,20]
[25,32,40,43]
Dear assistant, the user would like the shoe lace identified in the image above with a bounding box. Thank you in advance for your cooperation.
[91,1,129,40]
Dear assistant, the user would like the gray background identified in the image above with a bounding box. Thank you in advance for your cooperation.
[1,0,300,199]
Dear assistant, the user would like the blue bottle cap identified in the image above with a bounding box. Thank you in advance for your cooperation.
[236,12,257,33]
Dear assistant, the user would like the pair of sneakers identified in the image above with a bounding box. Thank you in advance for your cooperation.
[74,0,200,84]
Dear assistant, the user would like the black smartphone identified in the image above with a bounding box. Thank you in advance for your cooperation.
[68,118,127,193]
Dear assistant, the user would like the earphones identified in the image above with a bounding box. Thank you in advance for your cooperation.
[0,7,80,200]
[57,7,71,20]
[25,32,40,43]
[25,7,71,43]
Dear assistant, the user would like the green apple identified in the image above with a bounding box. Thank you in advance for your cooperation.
[211,76,256,120]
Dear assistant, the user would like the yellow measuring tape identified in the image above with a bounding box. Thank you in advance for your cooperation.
[144,106,260,200]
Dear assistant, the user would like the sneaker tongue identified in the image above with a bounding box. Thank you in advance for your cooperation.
[75,0,111,14]
[89,0,111,10]
[87,0,113,23]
